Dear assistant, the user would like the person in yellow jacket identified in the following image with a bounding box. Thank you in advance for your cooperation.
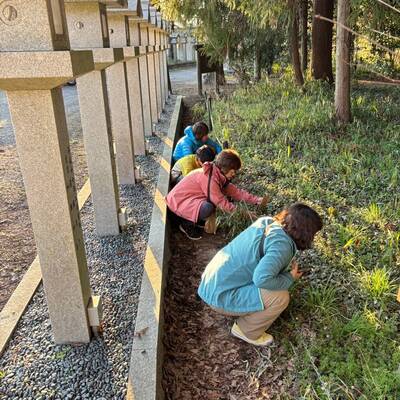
[171,145,216,185]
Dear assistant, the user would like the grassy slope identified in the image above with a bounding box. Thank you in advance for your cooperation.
[209,77,400,399]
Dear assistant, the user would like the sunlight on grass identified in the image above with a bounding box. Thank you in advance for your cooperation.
[359,267,395,301]
[363,203,385,226]
[209,76,400,398]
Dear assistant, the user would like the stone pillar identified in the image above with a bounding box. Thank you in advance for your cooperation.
[138,51,153,136]
[129,17,153,138]
[143,26,159,124]
[8,89,93,343]
[162,31,170,101]
[65,1,123,235]
[156,17,165,108]
[125,55,146,154]
[151,29,162,119]
[0,1,97,344]
[106,12,137,184]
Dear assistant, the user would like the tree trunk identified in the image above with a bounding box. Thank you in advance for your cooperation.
[300,0,308,73]
[311,0,334,83]
[335,0,351,124]
[216,63,226,85]
[291,1,304,86]
[254,44,261,82]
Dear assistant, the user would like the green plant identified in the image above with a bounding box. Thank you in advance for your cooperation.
[210,76,400,398]
[304,285,338,318]
[359,267,395,301]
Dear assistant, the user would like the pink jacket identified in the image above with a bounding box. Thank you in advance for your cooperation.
[166,162,262,223]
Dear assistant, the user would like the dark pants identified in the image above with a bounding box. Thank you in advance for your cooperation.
[168,201,215,228]
[198,201,215,222]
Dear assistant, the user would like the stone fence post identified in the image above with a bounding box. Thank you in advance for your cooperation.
[65,0,125,236]
[0,0,101,344]
[106,7,140,183]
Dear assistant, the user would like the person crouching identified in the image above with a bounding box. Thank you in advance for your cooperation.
[166,149,265,240]
[170,145,216,186]
[198,203,323,346]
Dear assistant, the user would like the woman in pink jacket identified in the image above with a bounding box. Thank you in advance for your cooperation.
[166,149,265,240]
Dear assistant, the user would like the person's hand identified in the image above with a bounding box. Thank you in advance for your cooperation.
[259,195,270,208]
[290,260,303,280]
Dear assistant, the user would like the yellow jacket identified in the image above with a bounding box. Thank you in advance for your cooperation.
[172,154,200,177]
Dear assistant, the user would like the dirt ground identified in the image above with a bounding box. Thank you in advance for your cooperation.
[162,87,296,399]
[162,228,297,400]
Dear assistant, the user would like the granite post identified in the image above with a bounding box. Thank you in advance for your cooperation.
[0,0,97,344]
[65,0,124,235]
[106,11,138,184]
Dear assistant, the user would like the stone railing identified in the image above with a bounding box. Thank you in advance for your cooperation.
[0,0,171,346]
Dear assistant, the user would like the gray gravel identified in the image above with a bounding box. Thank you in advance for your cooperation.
[0,95,177,399]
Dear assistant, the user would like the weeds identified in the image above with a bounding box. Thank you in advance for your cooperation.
[359,267,395,301]
[209,76,400,398]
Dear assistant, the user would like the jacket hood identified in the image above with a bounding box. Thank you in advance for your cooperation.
[184,125,203,146]
[202,162,227,186]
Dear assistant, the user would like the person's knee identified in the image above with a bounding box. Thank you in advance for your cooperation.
[280,290,290,310]
[204,202,215,215]
[199,201,215,220]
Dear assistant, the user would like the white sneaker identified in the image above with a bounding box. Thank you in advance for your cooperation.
[231,322,274,346]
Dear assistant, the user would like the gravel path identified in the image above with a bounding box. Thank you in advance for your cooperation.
[0,86,88,311]
[0,96,177,399]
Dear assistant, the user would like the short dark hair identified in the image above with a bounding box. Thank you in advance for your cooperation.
[274,203,323,250]
[215,149,242,174]
[196,145,215,163]
[193,122,209,138]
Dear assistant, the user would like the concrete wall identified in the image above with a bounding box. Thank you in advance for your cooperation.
[127,96,183,400]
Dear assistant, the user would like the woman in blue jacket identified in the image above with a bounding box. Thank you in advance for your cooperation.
[198,203,323,346]
[173,122,222,162]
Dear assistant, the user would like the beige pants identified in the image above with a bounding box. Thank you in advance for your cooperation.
[212,289,290,340]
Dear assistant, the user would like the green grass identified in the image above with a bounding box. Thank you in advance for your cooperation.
[209,76,400,398]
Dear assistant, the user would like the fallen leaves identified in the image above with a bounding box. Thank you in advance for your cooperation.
[162,232,294,399]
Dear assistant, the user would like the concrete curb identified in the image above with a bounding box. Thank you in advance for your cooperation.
[127,96,183,400]
[168,61,196,70]
[0,179,92,357]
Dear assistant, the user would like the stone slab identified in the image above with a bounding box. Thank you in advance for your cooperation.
[65,2,110,49]
[0,0,70,52]
[126,96,183,400]
[92,48,122,70]
[0,50,94,91]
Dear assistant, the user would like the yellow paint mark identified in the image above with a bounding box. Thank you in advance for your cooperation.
[77,179,91,210]
[163,137,173,148]
[159,157,170,173]
[144,246,162,320]
[154,189,166,223]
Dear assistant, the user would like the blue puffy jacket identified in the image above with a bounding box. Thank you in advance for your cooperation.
[173,125,222,162]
